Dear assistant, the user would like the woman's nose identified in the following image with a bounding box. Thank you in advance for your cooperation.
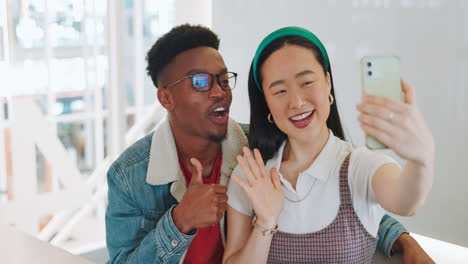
[288,89,305,109]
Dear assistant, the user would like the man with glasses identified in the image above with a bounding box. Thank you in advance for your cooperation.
[105,24,433,264]
[106,24,243,264]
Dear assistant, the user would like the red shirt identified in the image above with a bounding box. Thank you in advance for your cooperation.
[177,152,224,264]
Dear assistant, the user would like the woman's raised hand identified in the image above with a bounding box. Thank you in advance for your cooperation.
[232,147,284,227]
[357,79,435,165]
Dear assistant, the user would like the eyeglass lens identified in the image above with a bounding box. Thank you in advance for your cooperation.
[191,73,236,91]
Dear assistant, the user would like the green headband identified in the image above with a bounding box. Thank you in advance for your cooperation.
[252,26,330,92]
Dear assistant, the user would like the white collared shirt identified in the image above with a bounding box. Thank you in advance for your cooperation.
[227,131,397,237]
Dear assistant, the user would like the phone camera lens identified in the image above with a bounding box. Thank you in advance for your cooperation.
[367,62,372,67]
[368,71,372,76]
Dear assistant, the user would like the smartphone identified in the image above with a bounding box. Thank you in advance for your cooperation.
[360,56,403,149]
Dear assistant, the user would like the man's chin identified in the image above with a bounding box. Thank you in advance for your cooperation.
[208,131,227,143]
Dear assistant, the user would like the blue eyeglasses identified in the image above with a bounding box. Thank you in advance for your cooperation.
[163,72,237,92]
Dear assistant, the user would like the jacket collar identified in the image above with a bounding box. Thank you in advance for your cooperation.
[146,116,248,201]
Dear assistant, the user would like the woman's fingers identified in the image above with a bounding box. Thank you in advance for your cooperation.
[243,147,263,179]
[236,155,256,183]
[237,147,282,199]
[358,80,434,164]
[359,95,409,115]
[357,94,415,136]
[360,122,394,148]
[357,103,402,124]
[358,111,399,134]
[401,79,416,105]
[270,168,281,190]
[253,148,269,177]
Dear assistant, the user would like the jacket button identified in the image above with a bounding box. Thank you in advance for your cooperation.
[171,239,178,247]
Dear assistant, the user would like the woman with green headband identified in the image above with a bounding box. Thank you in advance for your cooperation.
[223,27,435,263]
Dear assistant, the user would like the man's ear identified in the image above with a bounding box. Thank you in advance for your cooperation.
[157,88,175,110]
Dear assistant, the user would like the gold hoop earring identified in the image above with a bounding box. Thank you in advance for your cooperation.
[268,113,274,124]
[329,94,334,105]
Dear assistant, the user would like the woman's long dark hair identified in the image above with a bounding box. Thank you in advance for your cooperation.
[248,36,345,161]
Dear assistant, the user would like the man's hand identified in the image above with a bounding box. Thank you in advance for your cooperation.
[172,158,228,234]
[392,233,435,264]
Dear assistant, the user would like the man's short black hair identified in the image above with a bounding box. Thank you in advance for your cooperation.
[146,24,220,88]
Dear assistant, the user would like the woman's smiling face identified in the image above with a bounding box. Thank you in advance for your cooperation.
[260,44,331,141]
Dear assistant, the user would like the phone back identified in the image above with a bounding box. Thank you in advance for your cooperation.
[361,56,403,149]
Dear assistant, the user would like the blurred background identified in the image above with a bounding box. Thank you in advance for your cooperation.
[0,0,174,176]
[0,0,466,263]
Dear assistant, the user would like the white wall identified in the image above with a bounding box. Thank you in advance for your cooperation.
[175,0,212,27]
[213,0,468,247]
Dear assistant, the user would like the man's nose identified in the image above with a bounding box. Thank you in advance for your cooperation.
[209,78,227,99]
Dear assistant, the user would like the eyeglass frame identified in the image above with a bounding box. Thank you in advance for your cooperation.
[162,71,238,92]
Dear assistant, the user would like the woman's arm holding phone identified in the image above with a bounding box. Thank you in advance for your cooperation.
[357,79,435,216]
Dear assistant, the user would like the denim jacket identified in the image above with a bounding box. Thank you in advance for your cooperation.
[105,117,407,264]
[106,117,248,263]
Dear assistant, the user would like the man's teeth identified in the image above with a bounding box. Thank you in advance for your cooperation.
[290,111,313,121]
[214,107,226,112]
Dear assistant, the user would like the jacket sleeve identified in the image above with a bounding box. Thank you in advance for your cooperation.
[376,214,408,257]
[105,163,196,264]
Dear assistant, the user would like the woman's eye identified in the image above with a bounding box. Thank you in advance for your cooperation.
[274,90,286,95]
[303,81,314,87]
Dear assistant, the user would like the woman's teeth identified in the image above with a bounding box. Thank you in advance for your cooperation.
[290,111,313,121]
